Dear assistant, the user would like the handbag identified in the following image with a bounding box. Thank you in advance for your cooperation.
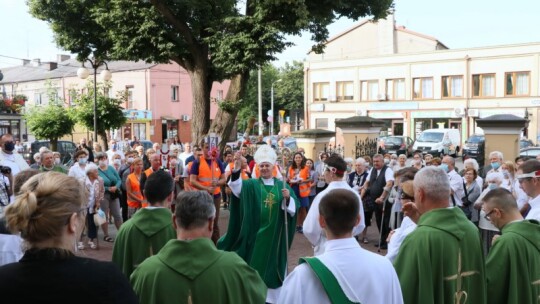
[460,182,472,220]
[93,209,106,226]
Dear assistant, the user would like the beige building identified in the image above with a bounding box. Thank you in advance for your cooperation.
[305,14,540,146]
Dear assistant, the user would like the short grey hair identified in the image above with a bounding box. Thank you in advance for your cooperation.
[489,151,503,161]
[344,157,353,164]
[33,152,41,161]
[398,154,407,160]
[85,163,98,175]
[463,158,479,171]
[40,150,52,160]
[174,191,216,229]
[355,157,366,165]
[414,166,450,202]
[486,172,503,184]
[443,156,455,166]
[95,152,107,160]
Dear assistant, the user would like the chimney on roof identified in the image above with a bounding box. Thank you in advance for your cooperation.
[22,59,30,66]
[377,13,396,55]
[32,58,41,67]
[45,62,58,71]
[57,54,70,62]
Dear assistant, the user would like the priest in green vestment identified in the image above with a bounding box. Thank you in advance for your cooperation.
[130,191,267,304]
[113,171,176,277]
[218,145,298,303]
[482,187,540,304]
[394,166,486,304]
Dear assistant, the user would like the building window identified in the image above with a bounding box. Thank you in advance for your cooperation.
[386,79,405,100]
[413,77,433,99]
[171,85,179,102]
[336,81,354,101]
[505,72,529,96]
[472,74,495,97]
[442,75,463,98]
[126,86,134,109]
[34,92,44,105]
[361,80,379,101]
[315,118,328,129]
[313,83,329,102]
[216,90,224,101]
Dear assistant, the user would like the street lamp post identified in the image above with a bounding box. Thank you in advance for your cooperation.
[77,59,112,144]
[271,79,282,137]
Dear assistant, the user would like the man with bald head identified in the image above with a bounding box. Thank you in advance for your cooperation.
[139,153,163,199]
[482,188,540,304]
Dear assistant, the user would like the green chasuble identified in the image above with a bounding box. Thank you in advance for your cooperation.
[393,207,486,304]
[130,238,267,304]
[486,219,540,304]
[217,178,298,289]
[112,208,176,277]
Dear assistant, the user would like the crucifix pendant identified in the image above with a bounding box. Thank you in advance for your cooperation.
[265,192,275,209]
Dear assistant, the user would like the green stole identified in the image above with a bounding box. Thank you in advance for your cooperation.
[300,257,360,304]
[217,177,298,289]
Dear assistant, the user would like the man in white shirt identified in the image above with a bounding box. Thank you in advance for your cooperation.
[280,188,403,304]
[442,156,465,207]
[178,142,193,166]
[0,134,29,203]
[303,154,365,255]
[106,139,125,161]
[516,159,540,221]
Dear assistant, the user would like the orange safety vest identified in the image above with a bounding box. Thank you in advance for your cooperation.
[288,166,310,198]
[197,157,222,195]
[184,161,194,192]
[127,173,147,208]
[254,163,279,178]
[144,167,155,178]
[229,162,250,180]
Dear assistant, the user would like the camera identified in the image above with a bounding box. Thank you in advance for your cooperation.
[0,166,12,175]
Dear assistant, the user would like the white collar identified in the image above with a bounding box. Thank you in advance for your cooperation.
[261,177,274,185]
[324,238,360,252]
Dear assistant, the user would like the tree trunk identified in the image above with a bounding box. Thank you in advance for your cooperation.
[188,67,211,145]
[100,132,109,152]
[50,138,58,153]
[209,71,250,152]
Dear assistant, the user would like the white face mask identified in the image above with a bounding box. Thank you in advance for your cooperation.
[113,159,121,165]
[127,157,134,164]
[99,160,108,167]
[54,158,61,165]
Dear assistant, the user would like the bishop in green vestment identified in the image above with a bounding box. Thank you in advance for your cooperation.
[218,146,298,301]
[482,188,540,304]
[130,191,266,304]
[112,171,176,277]
[393,167,486,304]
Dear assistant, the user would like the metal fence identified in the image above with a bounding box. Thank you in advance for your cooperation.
[354,136,378,159]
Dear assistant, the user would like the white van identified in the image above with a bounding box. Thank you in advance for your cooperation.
[412,128,461,157]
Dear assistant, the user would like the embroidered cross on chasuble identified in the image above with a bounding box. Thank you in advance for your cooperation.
[444,250,479,304]
[260,179,282,220]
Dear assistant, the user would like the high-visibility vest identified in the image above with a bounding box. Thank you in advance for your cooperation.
[229,162,250,180]
[288,166,310,198]
[144,167,155,178]
[254,163,279,178]
[127,173,147,208]
[197,157,222,195]
[184,161,194,191]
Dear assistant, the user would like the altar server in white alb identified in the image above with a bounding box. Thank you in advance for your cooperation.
[303,154,365,255]
[279,188,403,304]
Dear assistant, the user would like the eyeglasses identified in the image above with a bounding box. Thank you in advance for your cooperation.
[400,192,414,201]
[484,209,496,221]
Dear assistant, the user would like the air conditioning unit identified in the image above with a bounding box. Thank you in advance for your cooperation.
[355,109,367,116]
[453,107,466,117]
[181,115,190,122]
[467,109,479,117]
[377,94,387,101]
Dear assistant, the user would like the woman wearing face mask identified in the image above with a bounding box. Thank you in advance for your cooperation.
[111,153,122,173]
[500,161,516,192]
[0,172,137,303]
[288,152,310,234]
[68,150,89,184]
[473,172,502,256]
[95,152,123,242]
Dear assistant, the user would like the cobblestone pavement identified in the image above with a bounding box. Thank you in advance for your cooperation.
[76,207,387,273]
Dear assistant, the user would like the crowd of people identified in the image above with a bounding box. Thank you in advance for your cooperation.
[0,131,539,304]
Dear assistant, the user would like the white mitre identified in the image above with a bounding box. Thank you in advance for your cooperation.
[254,145,277,165]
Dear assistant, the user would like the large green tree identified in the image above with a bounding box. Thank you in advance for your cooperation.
[25,102,75,153]
[71,82,127,151]
[28,0,393,147]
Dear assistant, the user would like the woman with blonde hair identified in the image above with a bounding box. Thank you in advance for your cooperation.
[0,172,137,303]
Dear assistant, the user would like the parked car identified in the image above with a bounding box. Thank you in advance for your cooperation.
[23,140,78,165]
[412,128,461,157]
[379,136,414,157]
[520,138,535,149]
[520,147,540,160]
[462,134,485,164]
[139,140,153,151]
